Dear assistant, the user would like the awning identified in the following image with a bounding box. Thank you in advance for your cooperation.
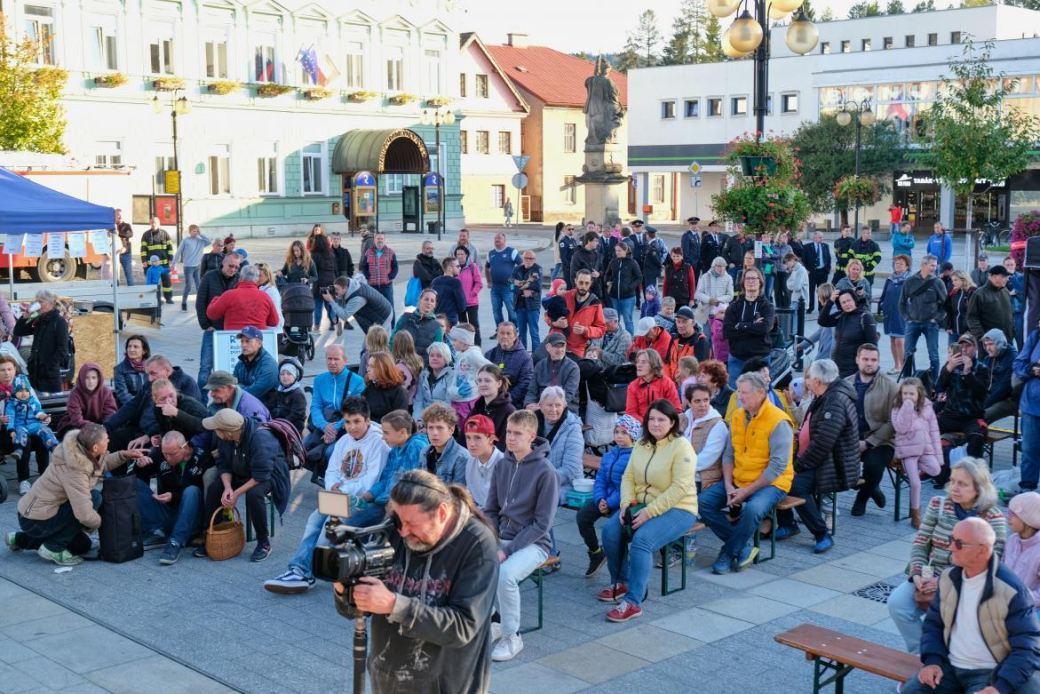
[331,128,430,176]
[0,167,115,234]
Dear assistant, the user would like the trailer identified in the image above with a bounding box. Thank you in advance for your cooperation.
[7,281,161,322]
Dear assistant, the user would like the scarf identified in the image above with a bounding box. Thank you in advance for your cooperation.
[126,357,146,372]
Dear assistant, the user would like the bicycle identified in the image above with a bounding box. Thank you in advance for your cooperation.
[980,221,1012,250]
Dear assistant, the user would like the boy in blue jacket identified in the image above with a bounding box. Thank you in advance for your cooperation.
[575,415,641,578]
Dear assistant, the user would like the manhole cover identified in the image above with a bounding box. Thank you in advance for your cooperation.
[852,580,898,604]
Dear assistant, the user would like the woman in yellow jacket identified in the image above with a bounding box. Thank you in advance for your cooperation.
[599,398,699,623]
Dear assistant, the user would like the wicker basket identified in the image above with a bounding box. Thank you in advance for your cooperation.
[205,507,245,561]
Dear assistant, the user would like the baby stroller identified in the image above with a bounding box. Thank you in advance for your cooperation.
[280,284,316,363]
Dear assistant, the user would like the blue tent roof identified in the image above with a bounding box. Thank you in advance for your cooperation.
[0,166,116,235]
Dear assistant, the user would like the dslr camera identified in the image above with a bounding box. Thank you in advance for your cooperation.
[312,491,396,618]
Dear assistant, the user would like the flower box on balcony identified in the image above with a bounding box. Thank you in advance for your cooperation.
[256,83,293,98]
[426,96,452,107]
[207,80,242,96]
[348,90,380,102]
[153,76,186,91]
[93,73,127,88]
[303,87,333,100]
[389,93,418,105]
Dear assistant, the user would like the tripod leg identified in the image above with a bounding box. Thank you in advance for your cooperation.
[354,616,367,694]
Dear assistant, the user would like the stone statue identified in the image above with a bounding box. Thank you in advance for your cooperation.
[583,56,625,147]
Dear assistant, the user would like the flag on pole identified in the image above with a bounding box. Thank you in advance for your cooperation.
[297,45,327,86]
[322,53,341,86]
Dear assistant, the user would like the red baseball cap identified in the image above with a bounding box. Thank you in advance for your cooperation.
[464,415,496,438]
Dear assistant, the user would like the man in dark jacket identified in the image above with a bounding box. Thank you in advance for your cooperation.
[936,335,991,483]
[723,230,749,281]
[196,252,240,389]
[557,224,578,288]
[525,333,580,414]
[850,226,882,287]
[605,242,642,330]
[196,409,289,563]
[902,518,1040,694]
[680,217,702,276]
[832,225,855,284]
[900,254,948,383]
[967,266,1015,345]
[571,232,602,297]
[802,231,831,314]
[349,469,500,694]
[511,251,543,352]
[774,359,858,554]
[722,267,775,387]
[981,328,1019,424]
[136,430,206,565]
[232,326,278,400]
[430,258,467,325]
[485,323,534,409]
[412,240,443,289]
[700,220,726,276]
[105,355,202,451]
[327,275,393,333]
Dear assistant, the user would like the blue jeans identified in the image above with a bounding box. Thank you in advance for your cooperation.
[288,509,332,579]
[727,355,746,388]
[902,662,1040,694]
[1015,312,1025,351]
[372,284,395,323]
[490,285,517,328]
[313,299,334,328]
[699,482,786,559]
[180,266,200,305]
[1022,413,1040,491]
[904,321,940,383]
[615,296,636,336]
[602,507,697,606]
[516,307,542,352]
[346,503,388,528]
[888,579,926,653]
[198,330,215,392]
[16,490,101,554]
[136,480,202,546]
[775,469,828,539]
[551,263,562,282]
[119,253,134,286]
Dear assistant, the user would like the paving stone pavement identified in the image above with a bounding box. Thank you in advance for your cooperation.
[0,226,1021,693]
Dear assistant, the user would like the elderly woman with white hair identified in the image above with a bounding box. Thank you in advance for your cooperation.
[694,256,734,325]
[412,342,455,421]
[538,386,584,505]
[13,290,69,393]
[888,456,1007,655]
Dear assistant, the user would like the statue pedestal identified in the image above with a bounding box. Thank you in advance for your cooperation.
[576,143,628,227]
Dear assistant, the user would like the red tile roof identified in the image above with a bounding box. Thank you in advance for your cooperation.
[486,44,628,109]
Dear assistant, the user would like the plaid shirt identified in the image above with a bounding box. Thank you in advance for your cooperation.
[363,247,395,287]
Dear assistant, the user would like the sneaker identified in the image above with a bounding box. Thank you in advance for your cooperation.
[813,535,835,554]
[491,621,503,642]
[336,322,343,337]
[264,568,316,594]
[606,600,643,623]
[159,542,182,566]
[735,544,759,571]
[18,480,31,496]
[654,549,681,569]
[887,367,901,375]
[597,583,628,602]
[192,544,208,559]
[37,546,83,566]
[774,525,801,540]
[585,548,606,578]
[5,531,20,552]
[143,531,167,551]
[250,541,272,563]
[711,550,732,575]
[491,633,523,662]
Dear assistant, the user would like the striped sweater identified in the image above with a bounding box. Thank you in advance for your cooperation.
[908,495,1007,577]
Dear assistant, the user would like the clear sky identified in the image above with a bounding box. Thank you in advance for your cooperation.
[456,0,955,53]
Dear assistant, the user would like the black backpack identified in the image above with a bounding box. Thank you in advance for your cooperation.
[99,474,143,563]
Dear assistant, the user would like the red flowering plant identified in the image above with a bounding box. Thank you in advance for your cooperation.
[833,175,880,206]
[1011,210,1040,266]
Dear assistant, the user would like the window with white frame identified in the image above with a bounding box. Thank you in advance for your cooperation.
[661,101,676,119]
[254,32,277,83]
[460,130,468,154]
[154,146,175,194]
[563,123,576,153]
[386,45,404,91]
[684,99,699,118]
[94,141,122,169]
[781,93,799,113]
[424,49,441,94]
[87,15,118,71]
[257,144,279,195]
[476,74,489,98]
[498,132,512,155]
[345,41,364,88]
[25,5,56,66]
[384,174,403,195]
[652,174,665,204]
[731,97,747,115]
[563,176,576,204]
[209,145,231,196]
[476,131,490,154]
[147,21,175,75]
[301,142,324,195]
[298,34,324,86]
[204,27,229,79]
[491,185,505,208]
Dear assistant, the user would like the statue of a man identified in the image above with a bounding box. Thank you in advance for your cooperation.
[583,56,625,147]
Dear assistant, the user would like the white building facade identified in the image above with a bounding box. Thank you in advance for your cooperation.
[628,5,1040,232]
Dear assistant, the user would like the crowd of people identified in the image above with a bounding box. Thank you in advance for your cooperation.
[3,217,1040,692]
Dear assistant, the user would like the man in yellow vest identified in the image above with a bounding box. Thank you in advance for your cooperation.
[698,371,795,575]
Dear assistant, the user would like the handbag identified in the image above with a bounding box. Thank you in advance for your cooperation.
[604,383,628,413]
[404,276,422,307]
[205,507,245,561]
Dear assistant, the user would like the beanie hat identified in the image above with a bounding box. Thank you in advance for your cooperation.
[450,325,475,347]
[614,414,643,442]
[983,328,1007,352]
[1010,492,1040,530]
[549,278,567,297]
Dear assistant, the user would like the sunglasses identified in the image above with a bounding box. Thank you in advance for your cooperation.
[951,538,983,550]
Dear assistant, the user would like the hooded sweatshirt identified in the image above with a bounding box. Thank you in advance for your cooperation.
[370,500,499,694]
[483,437,559,557]
[60,363,117,434]
[325,421,389,495]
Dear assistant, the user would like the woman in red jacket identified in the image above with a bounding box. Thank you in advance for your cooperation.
[625,349,681,421]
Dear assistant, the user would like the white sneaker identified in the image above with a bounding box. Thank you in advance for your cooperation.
[19,480,31,496]
[491,633,523,662]
[491,622,502,643]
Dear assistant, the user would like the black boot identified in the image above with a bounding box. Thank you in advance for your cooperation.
[585,548,606,578]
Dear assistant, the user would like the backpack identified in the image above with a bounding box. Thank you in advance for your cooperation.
[262,418,306,471]
[99,474,143,563]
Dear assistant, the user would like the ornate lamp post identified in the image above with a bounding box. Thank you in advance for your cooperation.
[420,106,455,241]
[152,93,191,244]
[836,100,876,230]
[711,0,819,140]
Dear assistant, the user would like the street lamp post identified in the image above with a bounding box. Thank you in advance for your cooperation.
[836,100,876,231]
[152,92,191,244]
[420,106,456,242]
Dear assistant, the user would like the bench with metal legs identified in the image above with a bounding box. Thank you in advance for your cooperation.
[753,496,806,563]
[659,522,706,596]
[886,459,911,523]
[519,555,562,634]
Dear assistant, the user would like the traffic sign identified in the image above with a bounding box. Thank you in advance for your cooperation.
[693,176,702,188]
[512,155,530,172]
[689,161,702,174]
[163,170,181,194]
[511,173,528,189]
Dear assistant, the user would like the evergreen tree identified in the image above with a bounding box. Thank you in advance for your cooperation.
[801,0,818,20]
[701,15,726,62]
[0,18,67,153]
[631,9,662,67]
[662,29,691,65]
[912,0,936,11]
[820,6,836,20]
[848,1,882,18]
[615,42,642,73]
[886,0,906,13]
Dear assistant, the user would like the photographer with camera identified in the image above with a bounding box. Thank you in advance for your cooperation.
[324,275,393,335]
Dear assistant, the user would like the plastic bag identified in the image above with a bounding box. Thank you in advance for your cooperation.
[991,467,1021,499]
[404,276,422,308]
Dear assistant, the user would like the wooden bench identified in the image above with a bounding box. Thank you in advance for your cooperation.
[753,496,806,564]
[775,624,920,693]
[520,555,562,634]
[582,452,601,480]
[943,428,1017,468]
[660,522,706,596]
[886,459,912,523]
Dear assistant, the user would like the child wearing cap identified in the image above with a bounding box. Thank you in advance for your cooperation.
[640,285,660,319]
[1005,492,1040,607]
[261,358,307,433]
[463,414,503,507]
[541,279,571,338]
[145,255,167,286]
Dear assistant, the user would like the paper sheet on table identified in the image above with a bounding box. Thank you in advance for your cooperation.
[23,234,43,257]
[67,233,87,258]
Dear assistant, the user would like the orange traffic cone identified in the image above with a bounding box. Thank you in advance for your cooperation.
[170,266,179,284]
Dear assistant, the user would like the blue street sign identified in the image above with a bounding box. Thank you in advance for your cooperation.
[424,172,442,187]
[355,171,375,186]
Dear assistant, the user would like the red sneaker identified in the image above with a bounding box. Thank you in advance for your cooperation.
[606,601,643,623]
[597,583,628,602]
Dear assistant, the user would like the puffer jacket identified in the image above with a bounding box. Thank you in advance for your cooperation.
[412,366,455,420]
[484,339,534,409]
[539,410,584,504]
[605,256,642,301]
[794,379,861,494]
[17,433,133,528]
[625,376,681,422]
[593,445,632,511]
[621,434,698,518]
[458,260,483,307]
[205,281,279,332]
[892,399,943,459]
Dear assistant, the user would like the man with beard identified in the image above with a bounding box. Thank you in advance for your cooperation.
[844,344,898,517]
[546,269,605,358]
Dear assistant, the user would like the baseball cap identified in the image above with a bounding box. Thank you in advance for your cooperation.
[545,332,567,346]
[634,316,657,337]
[464,415,496,438]
[202,408,245,431]
[957,333,977,347]
[237,325,263,340]
[675,306,696,322]
[978,253,988,261]
[204,371,238,389]
[989,265,1011,276]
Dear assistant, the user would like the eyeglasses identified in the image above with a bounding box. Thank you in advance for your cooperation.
[951,538,984,550]
[745,277,761,282]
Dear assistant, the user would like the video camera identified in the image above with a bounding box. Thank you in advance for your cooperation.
[312,491,396,619]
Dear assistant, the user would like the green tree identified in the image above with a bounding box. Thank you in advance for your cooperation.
[701,15,726,62]
[961,0,993,7]
[921,39,1039,261]
[848,1,882,17]
[661,29,690,65]
[801,0,818,20]
[0,16,67,153]
[886,0,906,13]
[820,6,836,20]
[630,9,662,67]
[790,115,907,217]
[912,0,936,11]
[614,44,642,73]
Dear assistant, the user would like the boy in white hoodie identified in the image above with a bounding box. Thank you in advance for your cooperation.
[264,396,389,594]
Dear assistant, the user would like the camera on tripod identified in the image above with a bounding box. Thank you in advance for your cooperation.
[312,491,396,618]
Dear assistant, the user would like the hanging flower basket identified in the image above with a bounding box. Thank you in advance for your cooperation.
[426,95,452,107]
[348,90,380,102]
[833,175,880,206]
[739,156,778,177]
[153,76,185,91]
[93,73,127,88]
[727,133,797,180]
[207,80,242,96]
[303,87,334,100]
[256,83,293,98]
[389,93,418,105]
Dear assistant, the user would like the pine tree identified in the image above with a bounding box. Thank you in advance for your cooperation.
[632,9,662,67]
[848,1,882,18]
[801,0,818,20]
[886,0,906,13]
[615,41,642,73]
[661,29,691,65]
[820,6,836,20]
[912,0,936,11]
[701,15,726,62]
